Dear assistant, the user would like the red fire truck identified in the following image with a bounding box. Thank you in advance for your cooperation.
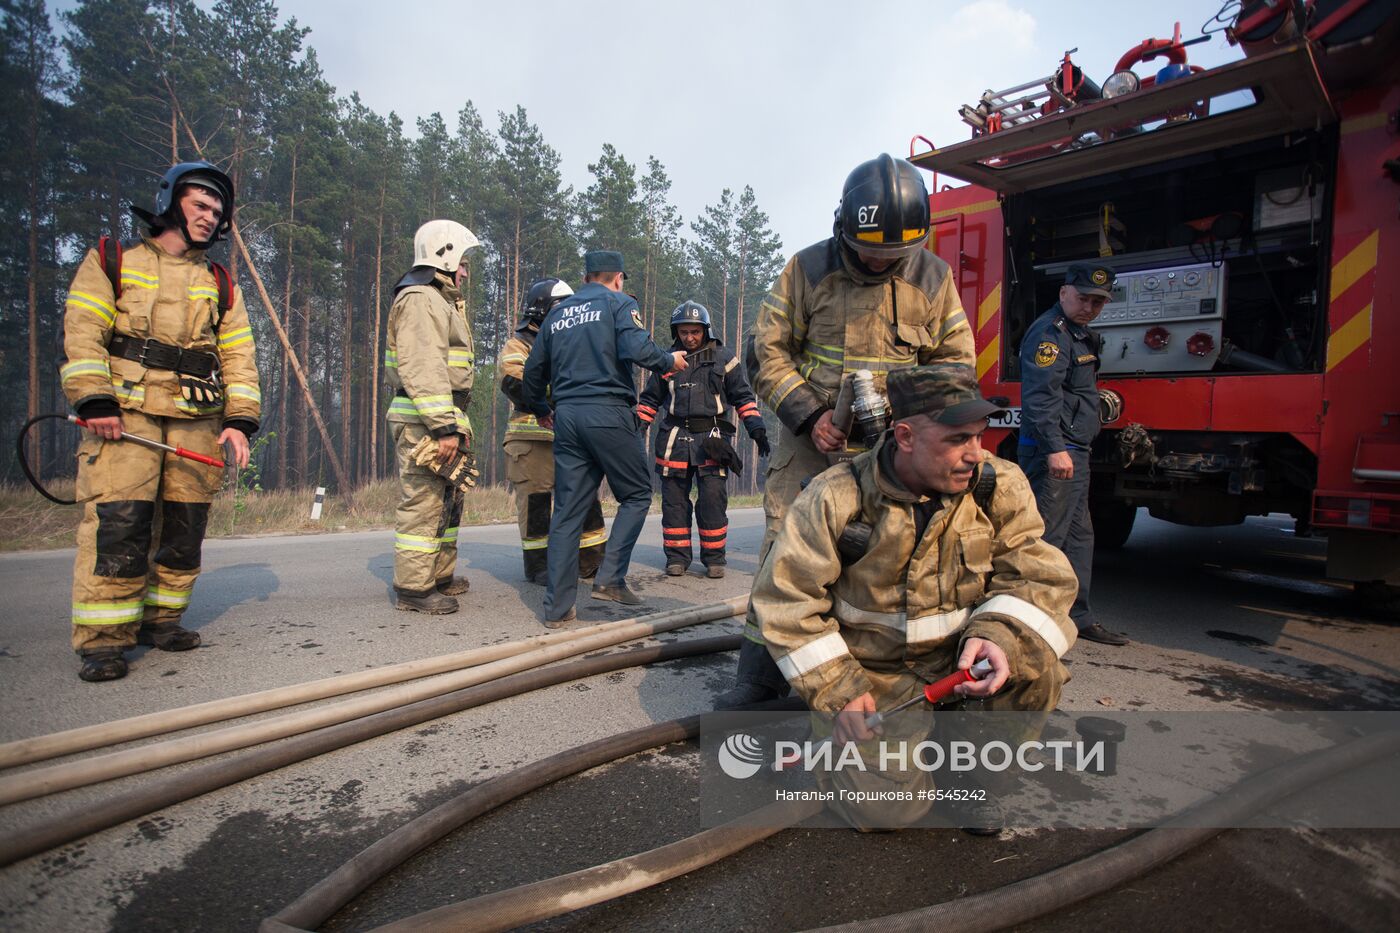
[914,2,1399,603]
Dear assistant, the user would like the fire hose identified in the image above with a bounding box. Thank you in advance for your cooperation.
[16,413,225,505]
[0,597,747,806]
[266,720,1399,933]
[0,629,756,869]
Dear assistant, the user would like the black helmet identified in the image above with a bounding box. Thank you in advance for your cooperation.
[671,300,716,343]
[131,161,235,248]
[838,154,930,258]
[521,277,574,328]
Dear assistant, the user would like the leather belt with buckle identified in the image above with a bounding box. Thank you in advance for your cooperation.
[108,334,218,378]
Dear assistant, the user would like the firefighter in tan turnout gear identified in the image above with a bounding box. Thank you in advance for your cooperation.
[384,219,480,614]
[717,154,977,708]
[752,365,1077,831]
[60,161,260,683]
[499,277,607,585]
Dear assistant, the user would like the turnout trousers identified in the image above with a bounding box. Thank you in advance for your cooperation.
[660,467,729,568]
[70,412,223,654]
[503,438,606,581]
[391,421,464,597]
[1021,446,1095,632]
[544,402,653,620]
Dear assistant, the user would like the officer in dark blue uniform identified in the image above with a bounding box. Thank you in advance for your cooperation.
[522,250,686,627]
[1018,262,1129,646]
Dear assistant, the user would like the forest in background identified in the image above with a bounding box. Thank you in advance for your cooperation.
[0,0,787,494]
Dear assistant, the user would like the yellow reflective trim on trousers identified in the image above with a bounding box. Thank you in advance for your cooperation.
[61,359,112,383]
[579,528,609,548]
[384,350,399,368]
[72,600,144,625]
[395,532,440,553]
[144,586,192,608]
[68,292,116,326]
[227,383,261,403]
[521,536,549,550]
[440,526,460,544]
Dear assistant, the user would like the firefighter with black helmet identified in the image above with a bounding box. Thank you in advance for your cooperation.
[384,219,480,614]
[499,277,608,585]
[716,154,975,708]
[60,160,260,682]
[638,301,769,578]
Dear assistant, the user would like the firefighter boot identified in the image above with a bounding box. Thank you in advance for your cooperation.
[395,589,460,614]
[714,638,792,710]
[137,622,201,651]
[78,648,129,683]
[436,576,470,596]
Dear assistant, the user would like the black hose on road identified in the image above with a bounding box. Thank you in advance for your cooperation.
[0,635,744,869]
[806,728,1400,933]
[265,694,807,932]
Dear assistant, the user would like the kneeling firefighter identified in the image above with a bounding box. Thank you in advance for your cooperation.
[716,154,975,708]
[385,219,480,614]
[637,301,769,578]
[60,161,261,683]
[499,277,608,585]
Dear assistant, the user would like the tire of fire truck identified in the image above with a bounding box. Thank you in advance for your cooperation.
[1090,499,1137,550]
[1355,581,1400,619]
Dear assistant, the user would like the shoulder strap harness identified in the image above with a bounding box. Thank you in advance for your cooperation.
[98,235,233,330]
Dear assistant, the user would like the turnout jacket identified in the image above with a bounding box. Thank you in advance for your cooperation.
[751,238,974,436]
[499,328,554,442]
[60,238,261,430]
[384,271,474,438]
[753,435,1077,713]
[1019,303,1103,453]
[637,339,765,476]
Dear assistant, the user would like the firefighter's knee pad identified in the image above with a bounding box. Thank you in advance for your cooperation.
[154,501,210,571]
[94,501,156,577]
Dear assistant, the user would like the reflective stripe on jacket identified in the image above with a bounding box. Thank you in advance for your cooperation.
[753,436,1077,713]
[384,276,473,437]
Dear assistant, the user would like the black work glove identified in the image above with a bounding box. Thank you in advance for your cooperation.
[752,428,771,459]
[179,374,223,405]
[701,436,744,474]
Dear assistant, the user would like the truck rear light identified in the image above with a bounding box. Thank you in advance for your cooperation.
[1144,326,1170,350]
[1315,496,1400,530]
[1372,500,1400,531]
[1186,332,1215,356]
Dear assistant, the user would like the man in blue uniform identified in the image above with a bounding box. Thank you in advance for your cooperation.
[1018,262,1129,646]
[638,301,770,579]
[522,250,687,627]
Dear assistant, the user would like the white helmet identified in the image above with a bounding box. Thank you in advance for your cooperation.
[413,219,480,273]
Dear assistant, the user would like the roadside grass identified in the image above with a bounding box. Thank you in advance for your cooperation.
[0,480,763,553]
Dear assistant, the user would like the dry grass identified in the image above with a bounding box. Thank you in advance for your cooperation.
[0,480,764,553]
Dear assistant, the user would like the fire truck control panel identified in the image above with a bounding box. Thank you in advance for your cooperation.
[1091,261,1227,374]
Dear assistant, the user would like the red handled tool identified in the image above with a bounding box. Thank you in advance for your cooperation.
[70,415,226,468]
[775,658,995,770]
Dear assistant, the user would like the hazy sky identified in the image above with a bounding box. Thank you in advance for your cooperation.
[74,0,1250,256]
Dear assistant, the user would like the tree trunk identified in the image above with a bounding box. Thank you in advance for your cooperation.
[342,234,355,487]
[295,296,309,484]
[278,146,298,487]
[370,179,386,481]
[23,48,42,477]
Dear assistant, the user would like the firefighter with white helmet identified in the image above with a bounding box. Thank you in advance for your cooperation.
[499,277,608,585]
[60,160,260,682]
[717,154,976,708]
[384,219,480,613]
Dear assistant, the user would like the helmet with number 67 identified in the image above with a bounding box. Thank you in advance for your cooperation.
[838,154,930,258]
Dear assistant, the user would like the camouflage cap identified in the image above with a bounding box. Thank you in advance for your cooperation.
[887,364,1006,425]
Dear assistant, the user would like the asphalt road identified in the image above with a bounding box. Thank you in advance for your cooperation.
[0,508,1396,932]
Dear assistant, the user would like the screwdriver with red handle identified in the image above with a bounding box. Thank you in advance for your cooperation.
[774,658,995,770]
[70,415,226,468]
